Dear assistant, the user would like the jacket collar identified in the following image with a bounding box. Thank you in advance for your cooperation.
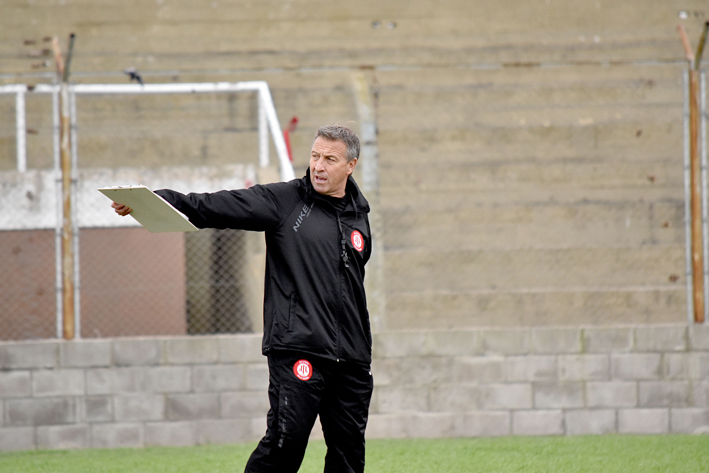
[302,168,370,213]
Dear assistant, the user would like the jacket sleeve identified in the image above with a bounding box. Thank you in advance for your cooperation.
[155,182,296,232]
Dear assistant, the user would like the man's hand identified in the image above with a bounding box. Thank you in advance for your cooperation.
[112,202,133,216]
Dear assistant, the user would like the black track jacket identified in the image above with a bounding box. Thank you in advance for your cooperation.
[156,170,373,365]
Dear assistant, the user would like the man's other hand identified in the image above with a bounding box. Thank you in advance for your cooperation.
[112,202,133,216]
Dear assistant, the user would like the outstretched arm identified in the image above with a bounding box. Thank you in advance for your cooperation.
[156,184,292,232]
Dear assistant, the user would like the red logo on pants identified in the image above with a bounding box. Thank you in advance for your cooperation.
[293,359,313,381]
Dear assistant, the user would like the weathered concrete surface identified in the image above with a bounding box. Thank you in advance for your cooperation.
[0,1,704,328]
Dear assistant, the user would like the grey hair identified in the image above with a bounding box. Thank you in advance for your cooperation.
[315,125,360,162]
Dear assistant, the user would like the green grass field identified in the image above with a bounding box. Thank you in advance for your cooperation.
[1,435,707,473]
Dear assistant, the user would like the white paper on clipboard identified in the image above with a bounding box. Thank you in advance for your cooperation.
[98,185,199,233]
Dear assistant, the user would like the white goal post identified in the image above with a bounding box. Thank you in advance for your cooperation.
[0,81,295,181]
[0,80,295,339]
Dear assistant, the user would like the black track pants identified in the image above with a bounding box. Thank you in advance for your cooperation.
[244,351,373,473]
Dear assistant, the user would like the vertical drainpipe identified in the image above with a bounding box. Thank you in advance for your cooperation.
[352,70,385,332]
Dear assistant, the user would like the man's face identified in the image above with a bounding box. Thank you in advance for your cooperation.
[309,137,356,198]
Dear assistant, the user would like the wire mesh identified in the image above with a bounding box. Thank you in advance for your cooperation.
[0,87,265,340]
[0,65,704,339]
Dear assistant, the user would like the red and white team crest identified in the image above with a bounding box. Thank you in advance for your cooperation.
[293,359,313,381]
[351,230,364,252]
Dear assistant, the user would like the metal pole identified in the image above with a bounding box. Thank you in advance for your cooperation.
[70,86,81,338]
[52,83,63,339]
[258,90,269,169]
[258,83,294,181]
[678,23,708,323]
[684,70,694,324]
[693,22,709,323]
[53,34,77,339]
[703,70,708,324]
[15,91,27,173]
[352,71,385,331]
[689,67,704,323]
[60,79,75,339]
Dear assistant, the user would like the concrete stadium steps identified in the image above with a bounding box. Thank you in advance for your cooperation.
[3,0,681,31]
[378,120,682,163]
[380,186,683,211]
[385,286,685,329]
[376,65,681,113]
[372,61,687,327]
[1,0,702,331]
[375,66,682,136]
[378,93,680,133]
[0,37,683,77]
[381,199,684,251]
[0,0,697,77]
[385,246,685,291]
[378,158,683,192]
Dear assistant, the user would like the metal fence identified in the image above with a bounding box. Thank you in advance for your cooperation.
[0,65,706,340]
[0,82,293,340]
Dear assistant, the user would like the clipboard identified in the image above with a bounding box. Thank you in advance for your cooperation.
[98,185,199,233]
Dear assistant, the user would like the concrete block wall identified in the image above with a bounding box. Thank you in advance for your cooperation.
[0,335,270,451]
[366,324,709,438]
[1,323,708,451]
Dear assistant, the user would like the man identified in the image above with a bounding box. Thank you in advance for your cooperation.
[112,125,374,473]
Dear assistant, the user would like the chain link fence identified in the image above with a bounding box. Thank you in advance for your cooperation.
[0,83,286,340]
[0,65,705,340]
